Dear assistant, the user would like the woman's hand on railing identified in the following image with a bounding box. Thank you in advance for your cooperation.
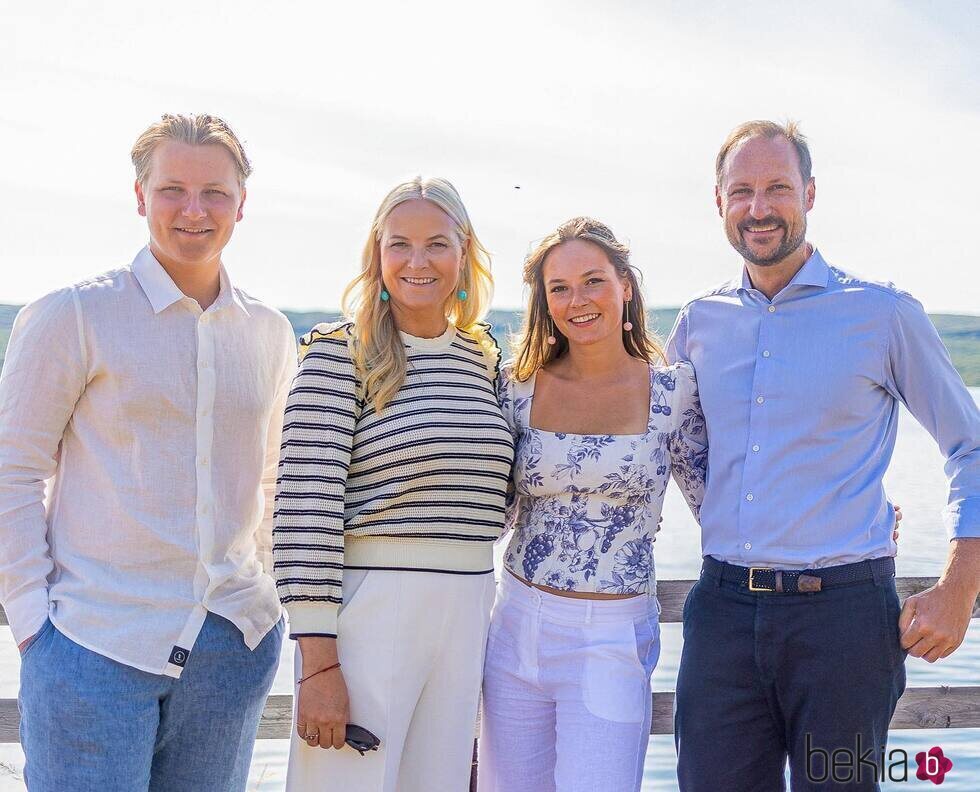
[296,637,350,750]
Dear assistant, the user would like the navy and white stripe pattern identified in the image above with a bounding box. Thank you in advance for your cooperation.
[273,321,514,637]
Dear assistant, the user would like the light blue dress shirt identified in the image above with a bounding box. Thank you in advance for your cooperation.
[666,248,980,569]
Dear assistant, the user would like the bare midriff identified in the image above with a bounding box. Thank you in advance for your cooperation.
[505,567,643,600]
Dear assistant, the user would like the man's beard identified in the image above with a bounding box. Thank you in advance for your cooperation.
[729,216,806,267]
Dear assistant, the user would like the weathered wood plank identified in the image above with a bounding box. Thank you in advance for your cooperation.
[888,685,980,730]
[1,578,977,628]
[3,577,978,744]
[0,699,17,743]
[3,687,979,743]
[256,694,294,740]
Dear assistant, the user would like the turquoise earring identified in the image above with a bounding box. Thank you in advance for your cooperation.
[457,289,468,301]
[380,288,390,302]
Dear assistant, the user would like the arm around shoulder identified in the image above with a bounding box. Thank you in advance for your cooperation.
[664,305,690,365]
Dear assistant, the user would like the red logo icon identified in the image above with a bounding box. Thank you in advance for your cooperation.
[915,747,952,785]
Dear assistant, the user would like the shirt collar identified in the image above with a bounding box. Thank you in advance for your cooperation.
[213,265,251,317]
[132,247,185,314]
[738,245,830,295]
[131,247,249,317]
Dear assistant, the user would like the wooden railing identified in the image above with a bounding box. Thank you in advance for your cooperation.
[2,577,979,742]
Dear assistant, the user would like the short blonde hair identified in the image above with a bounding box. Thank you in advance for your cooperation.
[716,119,812,186]
[512,217,664,382]
[131,113,252,187]
[342,176,496,412]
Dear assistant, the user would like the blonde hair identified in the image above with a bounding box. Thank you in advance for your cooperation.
[131,113,252,187]
[716,119,812,186]
[512,217,664,382]
[342,177,495,412]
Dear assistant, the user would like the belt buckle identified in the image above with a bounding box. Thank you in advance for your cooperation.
[748,567,775,592]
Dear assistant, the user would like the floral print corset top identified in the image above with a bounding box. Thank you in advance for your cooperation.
[499,361,707,595]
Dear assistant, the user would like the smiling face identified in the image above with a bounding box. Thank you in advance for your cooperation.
[379,198,466,324]
[135,140,244,273]
[716,134,815,267]
[543,238,632,348]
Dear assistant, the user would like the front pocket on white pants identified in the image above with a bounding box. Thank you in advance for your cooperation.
[582,618,657,723]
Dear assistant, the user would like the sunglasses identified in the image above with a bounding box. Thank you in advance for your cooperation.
[346,723,381,756]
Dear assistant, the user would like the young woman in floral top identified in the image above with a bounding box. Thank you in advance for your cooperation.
[478,217,707,792]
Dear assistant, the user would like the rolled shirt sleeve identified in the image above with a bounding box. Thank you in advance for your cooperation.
[883,293,980,539]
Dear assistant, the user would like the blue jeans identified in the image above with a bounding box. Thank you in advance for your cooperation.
[19,611,283,792]
[674,569,906,792]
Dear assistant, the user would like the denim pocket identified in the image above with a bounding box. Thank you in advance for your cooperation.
[19,618,53,659]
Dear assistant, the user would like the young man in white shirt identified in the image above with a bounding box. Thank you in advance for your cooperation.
[0,113,298,791]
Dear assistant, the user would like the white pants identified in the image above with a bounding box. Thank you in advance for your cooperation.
[479,571,661,792]
[286,569,495,792]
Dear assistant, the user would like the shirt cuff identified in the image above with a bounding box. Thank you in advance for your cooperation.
[944,499,980,540]
[4,587,49,646]
[284,601,339,639]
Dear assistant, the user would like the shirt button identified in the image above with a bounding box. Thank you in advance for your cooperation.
[200,360,210,369]
[746,493,754,502]
[762,350,771,358]
[744,542,752,550]
[756,396,765,404]
[752,444,760,452]
[200,457,209,466]
[768,305,776,313]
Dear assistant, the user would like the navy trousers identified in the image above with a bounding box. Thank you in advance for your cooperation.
[674,565,907,791]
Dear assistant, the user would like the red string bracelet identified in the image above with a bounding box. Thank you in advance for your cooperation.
[297,661,342,685]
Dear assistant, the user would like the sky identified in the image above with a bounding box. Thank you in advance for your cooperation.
[1,0,978,313]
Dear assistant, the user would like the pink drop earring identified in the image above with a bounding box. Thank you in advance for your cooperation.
[623,300,633,332]
[547,316,557,345]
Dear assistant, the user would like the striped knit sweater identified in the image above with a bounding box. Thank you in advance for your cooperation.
[273,320,514,637]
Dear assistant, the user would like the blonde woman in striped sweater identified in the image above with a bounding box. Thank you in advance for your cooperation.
[273,177,514,792]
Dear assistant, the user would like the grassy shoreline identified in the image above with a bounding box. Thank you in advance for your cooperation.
[2,305,978,386]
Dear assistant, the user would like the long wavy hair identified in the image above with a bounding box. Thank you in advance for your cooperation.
[512,216,664,382]
[342,177,495,411]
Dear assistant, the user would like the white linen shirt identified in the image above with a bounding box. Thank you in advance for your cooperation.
[0,247,298,677]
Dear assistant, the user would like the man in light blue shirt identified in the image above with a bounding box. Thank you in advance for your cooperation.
[667,120,979,791]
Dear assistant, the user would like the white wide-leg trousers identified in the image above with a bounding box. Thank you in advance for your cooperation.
[286,569,495,792]
[479,571,661,792]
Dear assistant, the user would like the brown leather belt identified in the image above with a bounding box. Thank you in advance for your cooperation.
[701,556,896,594]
